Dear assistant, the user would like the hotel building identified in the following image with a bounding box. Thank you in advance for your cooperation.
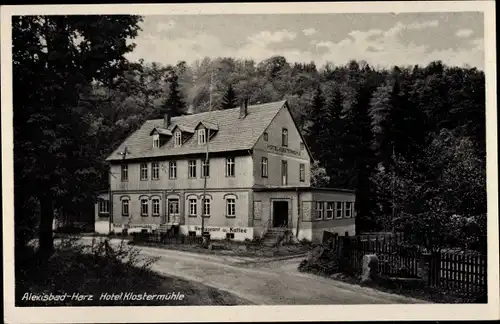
[95,100,355,242]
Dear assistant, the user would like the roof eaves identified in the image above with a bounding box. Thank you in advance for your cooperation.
[283,101,315,162]
[248,100,287,150]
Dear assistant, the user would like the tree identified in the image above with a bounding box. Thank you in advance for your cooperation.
[305,86,330,164]
[13,15,142,255]
[310,161,330,188]
[323,83,351,188]
[220,84,238,109]
[159,67,186,117]
[379,129,486,251]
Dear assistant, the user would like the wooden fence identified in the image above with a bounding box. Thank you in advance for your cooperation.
[429,251,487,295]
[335,234,422,278]
[326,232,487,296]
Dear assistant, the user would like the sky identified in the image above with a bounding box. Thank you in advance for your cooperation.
[126,12,485,70]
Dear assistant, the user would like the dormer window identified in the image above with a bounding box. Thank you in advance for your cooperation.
[198,129,206,145]
[174,131,182,147]
[153,134,160,148]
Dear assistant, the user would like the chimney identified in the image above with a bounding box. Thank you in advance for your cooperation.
[163,113,171,128]
[239,98,248,118]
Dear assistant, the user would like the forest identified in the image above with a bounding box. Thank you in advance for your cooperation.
[13,16,486,256]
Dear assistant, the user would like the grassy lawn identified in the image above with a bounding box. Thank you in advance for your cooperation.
[16,243,249,306]
[128,239,312,259]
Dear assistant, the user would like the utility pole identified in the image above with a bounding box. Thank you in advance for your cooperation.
[201,70,213,241]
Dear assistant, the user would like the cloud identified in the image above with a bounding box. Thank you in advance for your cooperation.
[127,19,483,71]
[312,20,483,69]
[407,20,439,29]
[246,30,297,46]
[302,28,317,36]
[456,28,474,38]
[156,19,176,33]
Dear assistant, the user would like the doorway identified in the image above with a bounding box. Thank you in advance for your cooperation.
[167,198,179,223]
[272,201,289,227]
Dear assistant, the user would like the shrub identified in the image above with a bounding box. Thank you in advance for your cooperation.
[300,238,311,245]
[298,244,340,275]
[252,235,262,244]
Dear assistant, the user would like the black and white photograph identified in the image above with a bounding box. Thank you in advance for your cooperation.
[2,1,498,323]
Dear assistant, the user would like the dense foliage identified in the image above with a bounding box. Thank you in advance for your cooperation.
[13,15,143,254]
[13,16,486,254]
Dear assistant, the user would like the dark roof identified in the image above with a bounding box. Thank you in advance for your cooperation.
[150,128,172,136]
[107,100,287,161]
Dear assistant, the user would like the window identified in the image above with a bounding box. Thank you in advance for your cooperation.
[282,128,288,147]
[263,132,268,141]
[140,163,148,180]
[299,163,305,182]
[203,198,210,217]
[345,202,352,218]
[168,199,179,215]
[152,162,160,180]
[188,231,196,237]
[174,131,182,147]
[226,198,236,217]
[141,199,149,216]
[281,160,288,185]
[99,200,109,216]
[152,198,160,216]
[261,157,268,178]
[226,157,235,177]
[169,161,177,179]
[300,142,305,150]
[188,199,197,217]
[198,129,206,145]
[315,202,324,220]
[188,160,197,178]
[335,202,343,218]
[202,159,210,178]
[153,134,160,148]
[226,233,235,240]
[122,199,129,216]
[121,165,128,181]
[326,202,334,219]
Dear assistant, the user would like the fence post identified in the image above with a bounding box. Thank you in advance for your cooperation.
[417,252,432,284]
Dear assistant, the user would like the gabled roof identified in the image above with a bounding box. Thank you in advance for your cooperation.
[196,120,219,131]
[172,124,195,134]
[106,100,287,161]
[149,128,172,136]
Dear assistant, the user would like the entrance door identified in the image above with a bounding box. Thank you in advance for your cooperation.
[272,201,289,227]
[167,199,180,224]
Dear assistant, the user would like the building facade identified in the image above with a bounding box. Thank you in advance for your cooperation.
[95,100,355,242]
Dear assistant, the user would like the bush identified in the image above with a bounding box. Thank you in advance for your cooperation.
[298,244,340,275]
[252,235,262,245]
[131,231,151,243]
[300,238,311,245]
[16,236,161,302]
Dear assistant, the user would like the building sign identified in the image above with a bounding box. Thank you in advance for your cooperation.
[267,144,301,157]
[113,223,157,230]
[193,226,248,234]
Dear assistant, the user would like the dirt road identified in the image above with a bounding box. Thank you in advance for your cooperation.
[97,238,428,305]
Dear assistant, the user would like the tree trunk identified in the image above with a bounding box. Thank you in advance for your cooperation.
[39,196,54,256]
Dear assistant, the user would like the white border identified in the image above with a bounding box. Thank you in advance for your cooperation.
[2,1,498,323]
